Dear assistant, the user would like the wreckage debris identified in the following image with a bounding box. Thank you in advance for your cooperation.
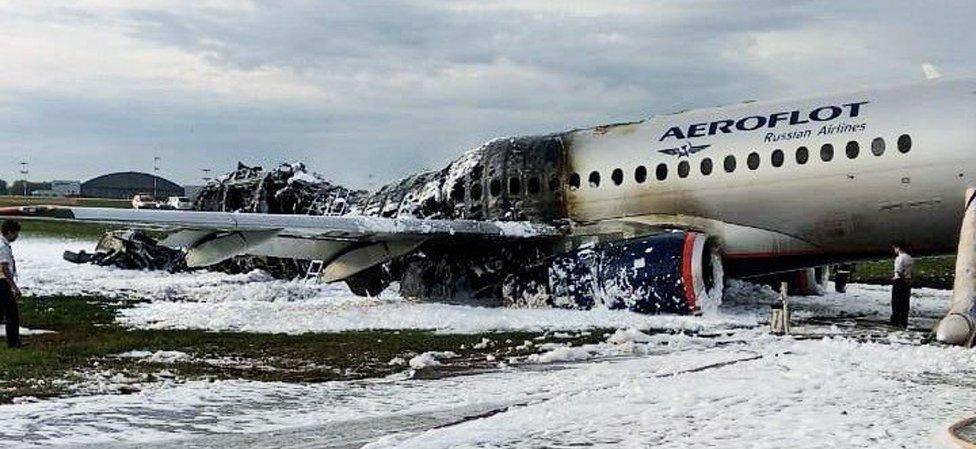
[67,163,362,277]
[193,162,367,216]
[64,230,185,272]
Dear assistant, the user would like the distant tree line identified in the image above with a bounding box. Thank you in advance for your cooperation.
[6,180,52,196]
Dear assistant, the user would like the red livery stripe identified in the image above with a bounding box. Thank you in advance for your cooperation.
[680,233,697,313]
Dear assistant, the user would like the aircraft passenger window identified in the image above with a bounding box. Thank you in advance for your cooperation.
[678,160,690,178]
[796,146,809,165]
[771,149,784,167]
[528,176,541,195]
[634,166,647,183]
[656,163,668,181]
[898,134,912,153]
[723,155,736,173]
[450,181,465,202]
[489,179,502,197]
[820,143,834,162]
[568,173,581,190]
[747,152,760,170]
[470,183,483,200]
[700,158,713,175]
[508,177,521,195]
[611,168,624,186]
[871,137,885,156]
[588,171,601,188]
[548,175,560,192]
[846,141,859,159]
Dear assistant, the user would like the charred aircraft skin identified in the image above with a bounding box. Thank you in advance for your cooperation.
[70,131,718,314]
[349,134,573,299]
[357,133,570,222]
[194,162,367,216]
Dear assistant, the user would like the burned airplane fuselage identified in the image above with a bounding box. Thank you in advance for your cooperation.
[71,129,715,315]
[350,134,579,302]
[187,135,574,299]
[191,132,711,314]
[358,134,570,222]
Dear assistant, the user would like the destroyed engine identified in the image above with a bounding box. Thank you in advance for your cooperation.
[502,232,724,315]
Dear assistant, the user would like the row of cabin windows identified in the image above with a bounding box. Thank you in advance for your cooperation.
[455,173,562,202]
[567,134,912,189]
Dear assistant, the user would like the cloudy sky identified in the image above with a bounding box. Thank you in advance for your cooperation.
[1,0,974,188]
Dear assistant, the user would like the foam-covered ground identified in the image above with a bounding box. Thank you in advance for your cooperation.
[3,236,967,448]
[2,326,971,448]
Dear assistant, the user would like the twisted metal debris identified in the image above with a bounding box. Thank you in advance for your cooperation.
[67,133,571,299]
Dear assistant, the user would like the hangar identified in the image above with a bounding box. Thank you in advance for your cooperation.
[81,172,184,199]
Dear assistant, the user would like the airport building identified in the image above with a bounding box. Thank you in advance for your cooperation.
[49,180,82,196]
[81,172,184,199]
[31,181,82,197]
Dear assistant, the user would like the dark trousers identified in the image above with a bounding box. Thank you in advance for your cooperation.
[0,279,19,347]
[835,272,850,293]
[891,278,911,328]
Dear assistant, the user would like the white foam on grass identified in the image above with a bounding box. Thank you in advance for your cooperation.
[114,350,192,364]
[2,330,974,448]
[1,237,969,448]
[0,327,54,337]
[408,351,458,369]
[367,336,976,449]
[11,237,954,337]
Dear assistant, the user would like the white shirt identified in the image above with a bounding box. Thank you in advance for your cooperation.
[0,235,15,280]
[894,252,913,280]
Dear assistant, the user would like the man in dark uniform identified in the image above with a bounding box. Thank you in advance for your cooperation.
[0,220,22,348]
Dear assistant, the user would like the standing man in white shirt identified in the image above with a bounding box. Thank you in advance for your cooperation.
[0,220,22,348]
[891,244,914,329]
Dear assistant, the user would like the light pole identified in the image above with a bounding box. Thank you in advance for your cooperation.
[153,156,161,198]
[18,161,28,196]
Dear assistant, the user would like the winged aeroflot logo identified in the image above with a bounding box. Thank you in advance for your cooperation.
[658,141,710,157]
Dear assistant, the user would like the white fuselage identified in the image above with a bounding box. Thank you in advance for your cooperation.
[564,79,976,265]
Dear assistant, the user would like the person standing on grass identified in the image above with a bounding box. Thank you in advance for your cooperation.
[0,220,22,348]
[891,244,914,329]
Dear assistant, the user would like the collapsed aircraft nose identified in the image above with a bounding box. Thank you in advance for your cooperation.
[936,313,974,346]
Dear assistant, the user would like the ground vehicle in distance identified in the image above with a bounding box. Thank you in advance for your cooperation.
[163,196,193,210]
[131,194,158,209]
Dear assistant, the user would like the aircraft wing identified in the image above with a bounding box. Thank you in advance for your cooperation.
[0,206,560,240]
[0,206,564,281]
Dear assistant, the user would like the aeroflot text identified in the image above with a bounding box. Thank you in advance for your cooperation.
[658,101,869,141]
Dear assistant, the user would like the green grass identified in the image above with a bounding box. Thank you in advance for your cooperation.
[851,256,955,289]
[0,196,130,209]
[0,296,597,403]
[1,196,128,239]
[19,221,119,240]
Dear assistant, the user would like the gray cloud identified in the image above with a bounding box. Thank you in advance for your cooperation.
[1,1,974,187]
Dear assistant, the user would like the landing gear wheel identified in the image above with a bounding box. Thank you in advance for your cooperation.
[345,265,389,297]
